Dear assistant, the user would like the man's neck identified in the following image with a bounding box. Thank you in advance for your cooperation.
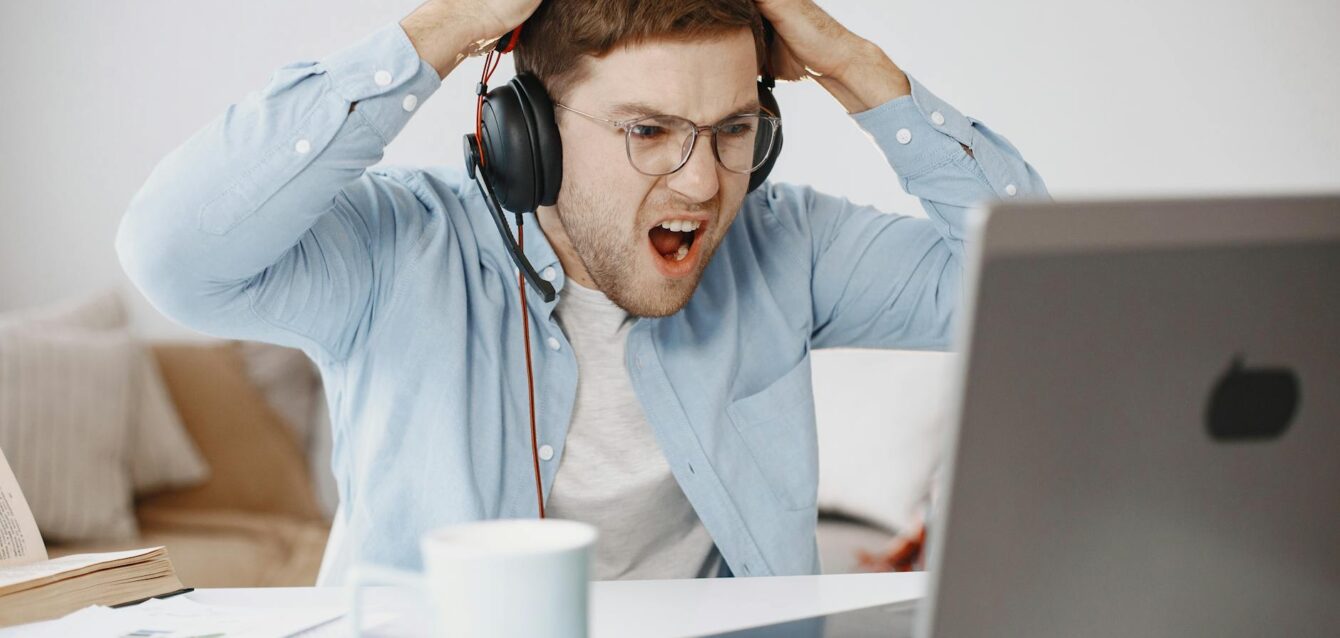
[536,205,599,289]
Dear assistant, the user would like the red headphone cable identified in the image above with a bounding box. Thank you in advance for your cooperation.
[518,221,546,519]
[476,26,546,519]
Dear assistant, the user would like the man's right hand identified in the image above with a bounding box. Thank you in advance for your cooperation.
[400,0,544,80]
[857,524,927,572]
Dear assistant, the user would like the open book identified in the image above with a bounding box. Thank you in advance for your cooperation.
[0,446,184,627]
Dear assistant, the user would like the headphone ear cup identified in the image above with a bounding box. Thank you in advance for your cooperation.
[478,74,564,212]
[513,73,563,208]
[478,83,532,212]
[749,81,783,193]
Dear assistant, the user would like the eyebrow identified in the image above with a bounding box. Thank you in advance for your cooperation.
[607,99,763,122]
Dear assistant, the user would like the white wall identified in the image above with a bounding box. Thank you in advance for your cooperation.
[2,0,1338,323]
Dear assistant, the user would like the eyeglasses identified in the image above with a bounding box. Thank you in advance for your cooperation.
[554,103,782,177]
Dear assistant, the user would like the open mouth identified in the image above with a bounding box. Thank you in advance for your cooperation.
[647,219,704,277]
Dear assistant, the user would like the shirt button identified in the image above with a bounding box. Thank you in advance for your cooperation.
[895,128,913,145]
[294,139,311,154]
[374,70,393,87]
[546,337,561,351]
[538,445,554,461]
[930,111,945,126]
[402,94,418,112]
[1005,184,1018,197]
[541,267,557,282]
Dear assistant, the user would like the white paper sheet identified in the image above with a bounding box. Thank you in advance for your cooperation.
[4,597,344,638]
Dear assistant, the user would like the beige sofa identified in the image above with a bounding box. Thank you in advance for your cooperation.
[47,341,331,588]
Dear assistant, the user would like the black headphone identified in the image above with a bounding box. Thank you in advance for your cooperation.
[464,30,783,302]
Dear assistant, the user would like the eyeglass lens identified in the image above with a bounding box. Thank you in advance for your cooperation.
[625,114,778,176]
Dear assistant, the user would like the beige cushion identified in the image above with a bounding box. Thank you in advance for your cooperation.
[139,506,328,587]
[128,347,210,495]
[48,506,330,587]
[0,289,208,495]
[0,330,138,541]
[140,342,324,521]
[237,340,338,518]
[237,340,321,447]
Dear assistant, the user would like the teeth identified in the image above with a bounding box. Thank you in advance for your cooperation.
[658,220,701,232]
[674,244,689,261]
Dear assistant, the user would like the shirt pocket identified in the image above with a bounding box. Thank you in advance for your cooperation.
[726,351,819,511]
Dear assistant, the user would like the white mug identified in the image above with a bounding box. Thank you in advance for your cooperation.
[349,518,598,637]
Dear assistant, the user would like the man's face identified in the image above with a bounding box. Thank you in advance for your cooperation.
[539,29,760,317]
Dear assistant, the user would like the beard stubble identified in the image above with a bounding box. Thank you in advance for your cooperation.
[556,180,730,318]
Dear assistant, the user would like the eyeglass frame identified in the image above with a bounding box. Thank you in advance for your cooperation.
[553,102,782,177]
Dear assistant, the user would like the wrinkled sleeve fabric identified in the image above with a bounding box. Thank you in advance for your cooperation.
[766,75,1049,351]
[116,23,443,363]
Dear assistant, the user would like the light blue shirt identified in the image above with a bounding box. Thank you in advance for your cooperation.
[116,23,1047,584]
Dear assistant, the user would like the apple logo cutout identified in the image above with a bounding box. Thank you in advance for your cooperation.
[1206,355,1301,441]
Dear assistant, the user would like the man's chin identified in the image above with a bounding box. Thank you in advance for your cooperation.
[607,279,698,318]
[580,229,721,318]
[597,266,705,319]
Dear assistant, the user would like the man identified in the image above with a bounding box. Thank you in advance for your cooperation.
[117,0,1047,584]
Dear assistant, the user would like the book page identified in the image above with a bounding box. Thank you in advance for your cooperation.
[0,445,45,567]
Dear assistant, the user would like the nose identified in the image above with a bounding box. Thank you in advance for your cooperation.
[665,131,720,205]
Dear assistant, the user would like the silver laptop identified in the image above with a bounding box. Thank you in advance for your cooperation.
[706,195,1339,638]
[919,195,1340,637]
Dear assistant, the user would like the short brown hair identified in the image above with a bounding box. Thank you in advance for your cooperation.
[513,0,767,101]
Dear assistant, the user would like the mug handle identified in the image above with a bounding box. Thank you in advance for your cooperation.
[347,563,424,636]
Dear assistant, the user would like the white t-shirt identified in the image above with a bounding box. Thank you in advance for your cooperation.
[547,279,720,580]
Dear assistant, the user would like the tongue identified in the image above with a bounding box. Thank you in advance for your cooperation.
[649,226,685,256]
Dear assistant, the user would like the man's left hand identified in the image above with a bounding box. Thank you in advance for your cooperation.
[753,0,911,112]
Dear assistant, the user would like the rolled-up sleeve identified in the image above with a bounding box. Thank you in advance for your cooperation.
[768,74,1049,350]
[117,23,443,361]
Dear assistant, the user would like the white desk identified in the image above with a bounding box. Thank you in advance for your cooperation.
[187,572,926,637]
